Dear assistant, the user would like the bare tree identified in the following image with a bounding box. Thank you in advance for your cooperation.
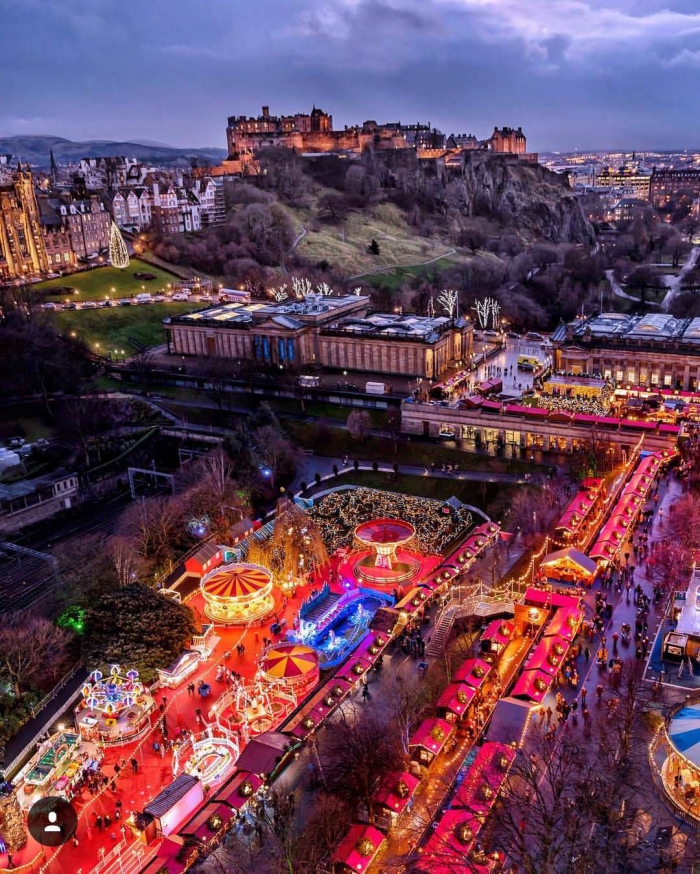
[322,713,405,825]
[0,613,69,696]
[347,410,371,444]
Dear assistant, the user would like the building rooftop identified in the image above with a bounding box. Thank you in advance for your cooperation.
[169,294,368,328]
[564,312,700,345]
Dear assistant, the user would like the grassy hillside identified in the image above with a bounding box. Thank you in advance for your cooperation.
[292,203,458,278]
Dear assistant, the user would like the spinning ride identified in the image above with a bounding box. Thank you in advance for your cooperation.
[76,665,155,744]
[262,643,320,695]
[351,518,421,585]
[201,562,275,624]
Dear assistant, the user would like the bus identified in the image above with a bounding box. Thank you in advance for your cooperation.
[517,355,541,372]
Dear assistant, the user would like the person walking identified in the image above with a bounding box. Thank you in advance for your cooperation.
[131,757,139,774]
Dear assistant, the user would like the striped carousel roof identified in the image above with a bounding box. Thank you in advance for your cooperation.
[201,563,272,600]
[669,705,700,766]
[262,644,318,680]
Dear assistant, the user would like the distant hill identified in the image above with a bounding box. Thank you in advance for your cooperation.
[0,135,226,168]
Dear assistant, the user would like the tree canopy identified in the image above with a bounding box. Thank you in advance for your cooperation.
[81,584,197,682]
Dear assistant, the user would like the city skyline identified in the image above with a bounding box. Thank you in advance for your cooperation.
[3,0,700,152]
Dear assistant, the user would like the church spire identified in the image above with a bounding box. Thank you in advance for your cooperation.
[50,148,58,183]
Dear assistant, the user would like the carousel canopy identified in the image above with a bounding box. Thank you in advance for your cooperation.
[202,563,272,600]
[668,705,700,767]
[262,644,318,680]
[541,548,597,577]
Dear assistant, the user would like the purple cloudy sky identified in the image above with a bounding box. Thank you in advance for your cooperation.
[2,0,700,151]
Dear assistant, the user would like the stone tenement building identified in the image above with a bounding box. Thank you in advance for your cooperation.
[36,193,111,265]
[551,312,700,391]
[164,294,472,379]
[650,168,700,208]
[0,160,49,282]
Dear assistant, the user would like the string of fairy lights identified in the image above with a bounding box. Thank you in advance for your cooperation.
[308,488,473,555]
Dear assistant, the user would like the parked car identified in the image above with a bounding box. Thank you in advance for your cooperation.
[83,301,98,309]
[506,331,521,339]
[172,293,189,301]
[100,300,112,307]
[198,294,213,303]
[118,298,133,306]
[483,330,499,337]
[153,295,166,302]
[65,302,78,310]
[41,302,57,311]
[525,331,544,341]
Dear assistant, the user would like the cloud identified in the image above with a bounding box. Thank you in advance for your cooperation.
[665,46,700,67]
[297,0,700,68]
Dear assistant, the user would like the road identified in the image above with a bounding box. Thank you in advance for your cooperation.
[661,245,700,311]
[605,268,641,302]
[348,247,456,281]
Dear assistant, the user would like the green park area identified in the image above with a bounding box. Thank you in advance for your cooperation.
[36,258,178,301]
[34,259,202,351]
[54,301,195,353]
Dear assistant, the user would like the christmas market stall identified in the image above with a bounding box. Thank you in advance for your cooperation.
[409,718,454,770]
[16,730,101,807]
[75,665,155,745]
[511,669,552,705]
[526,635,570,679]
[435,683,476,723]
[212,771,264,813]
[371,771,421,831]
[543,605,582,642]
[332,824,386,874]
[200,562,275,625]
[417,742,515,874]
[453,658,492,690]
[539,547,597,586]
[480,619,515,656]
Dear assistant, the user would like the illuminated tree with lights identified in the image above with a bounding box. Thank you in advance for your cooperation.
[109,222,129,269]
[437,288,459,318]
[248,498,328,583]
[271,283,288,302]
[472,296,500,329]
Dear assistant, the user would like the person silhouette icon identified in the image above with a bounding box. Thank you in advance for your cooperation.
[28,796,77,846]
[45,811,61,833]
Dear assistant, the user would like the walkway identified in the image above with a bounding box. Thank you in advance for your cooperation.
[661,246,700,311]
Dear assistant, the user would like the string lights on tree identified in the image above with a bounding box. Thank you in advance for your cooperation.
[108,222,129,269]
[437,289,459,319]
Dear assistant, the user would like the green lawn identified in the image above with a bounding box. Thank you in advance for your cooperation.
[55,302,195,352]
[36,259,179,302]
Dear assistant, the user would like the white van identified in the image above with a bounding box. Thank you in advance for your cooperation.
[136,293,153,304]
[366,381,387,395]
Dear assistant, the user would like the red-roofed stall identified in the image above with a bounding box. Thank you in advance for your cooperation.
[333,824,386,874]
[436,683,476,722]
[512,668,551,704]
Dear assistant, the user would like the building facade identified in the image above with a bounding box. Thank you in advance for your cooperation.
[552,312,700,391]
[164,295,473,378]
[490,127,527,155]
[0,162,49,282]
[596,166,652,200]
[400,399,679,457]
[650,168,700,208]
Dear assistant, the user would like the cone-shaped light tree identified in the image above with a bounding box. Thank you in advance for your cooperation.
[109,222,129,269]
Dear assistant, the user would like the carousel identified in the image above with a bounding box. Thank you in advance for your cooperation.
[660,702,700,820]
[75,665,155,745]
[201,562,275,625]
[261,643,320,696]
[210,674,297,739]
[351,518,421,586]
